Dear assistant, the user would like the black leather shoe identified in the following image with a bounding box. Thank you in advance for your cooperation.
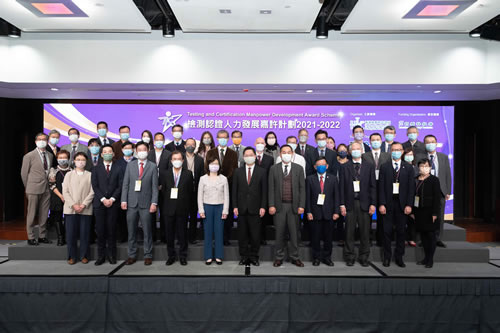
[94,257,105,266]
[165,257,176,265]
[38,237,53,244]
[322,259,334,267]
[108,257,117,265]
[436,240,447,248]
[312,259,320,266]
[346,259,355,267]
[250,259,260,266]
[27,239,39,246]
[216,259,223,265]
[205,259,213,265]
[359,259,370,267]
[395,259,406,268]
[180,258,187,266]
[239,259,247,265]
[425,262,434,268]
[416,260,427,266]
[291,259,305,267]
[383,259,390,267]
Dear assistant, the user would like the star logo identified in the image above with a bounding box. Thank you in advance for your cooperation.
[158,111,182,132]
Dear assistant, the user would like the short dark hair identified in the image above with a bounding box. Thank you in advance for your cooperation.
[101,144,114,153]
[135,141,149,151]
[352,125,364,133]
[35,132,48,140]
[280,144,292,152]
[68,128,80,136]
[217,129,229,138]
[87,138,101,147]
[417,158,431,167]
[185,138,196,145]
[315,156,327,164]
[337,143,348,152]
[205,155,221,175]
[119,125,130,132]
[315,129,328,138]
[369,133,382,140]
[390,141,403,150]
[231,130,242,137]
[407,126,418,131]
[171,150,183,160]
[121,141,134,149]
[424,134,437,142]
[172,124,183,132]
[243,146,256,155]
[57,150,70,158]
[154,132,165,140]
[383,125,396,132]
[286,135,297,143]
[97,121,108,128]
[74,152,88,161]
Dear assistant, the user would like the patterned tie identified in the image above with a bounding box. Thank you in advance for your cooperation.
[139,162,144,179]
[247,167,251,185]
[93,156,98,166]
[394,162,399,173]
[430,155,436,173]
[320,175,324,193]
[42,152,48,170]
[284,164,288,177]
[354,162,360,179]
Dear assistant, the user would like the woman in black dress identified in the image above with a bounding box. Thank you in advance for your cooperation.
[412,158,442,268]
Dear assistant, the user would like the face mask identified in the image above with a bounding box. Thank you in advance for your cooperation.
[392,151,402,160]
[137,151,148,160]
[186,146,195,154]
[57,159,68,166]
[385,133,395,142]
[123,149,133,157]
[173,132,182,139]
[89,146,100,155]
[218,138,228,147]
[36,140,47,149]
[172,160,183,169]
[326,143,335,150]
[232,138,242,145]
[338,151,348,158]
[281,153,292,163]
[317,140,327,148]
[202,138,212,145]
[408,133,418,141]
[425,143,437,152]
[120,132,130,141]
[316,165,327,174]
[267,138,276,146]
[102,153,113,162]
[69,134,79,143]
[351,149,362,159]
[97,128,107,137]
[142,136,151,144]
[209,164,220,173]
[354,132,364,141]
[299,135,308,143]
[255,143,265,152]
[287,143,297,151]
[154,141,164,149]
[420,166,431,175]
[49,137,59,146]
[371,140,382,149]
[404,155,414,163]
[244,156,256,165]
[75,160,86,169]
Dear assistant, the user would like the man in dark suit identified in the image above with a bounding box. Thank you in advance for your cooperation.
[183,138,205,244]
[91,144,123,265]
[95,121,115,146]
[87,138,102,170]
[255,137,274,245]
[378,142,415,268]
[305,129,339,178]
[296,128,315,168]
[268,145,306,267]
[340,142,377,267]
[165,124,186,153]
[424,134,452,248]
[160,151,193,266]
[352,125,371,153]
[402,126,425,157]
[206,129,238,245]
[112,125,131,161]
[233,147,268,266]
[47,129,60,168]
[381,125,396,153]
[61,127,91,169]
[306,156,340,266]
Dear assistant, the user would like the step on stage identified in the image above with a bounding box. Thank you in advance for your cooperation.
[1,224,500,332]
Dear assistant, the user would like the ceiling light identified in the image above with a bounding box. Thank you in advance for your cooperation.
[51,88,59,91]
[434,90,442,94]
[16,0,88,17]
[403,0,477,19]
[163,18,175,38]
[469,28,481,38]
[179,90,186,93]
[316,16,328,39]
[306,90,314,93]
[7,24,21,38]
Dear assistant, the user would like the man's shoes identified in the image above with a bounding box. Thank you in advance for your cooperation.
[312,259,320,266]
[416,260,427,266]
[359,259,370,267]
[383,259,390,267]
[94,257,105,266]
[108,257,117,265]
[436,240,447,248]
[346,259,355,267]
[38,237,52,244]
[144,258,153,266]
[395,259,406,268]
[180,258,188,266]
[81,258,89,264]
[125,257,136,265]
[239,259,247,266]
[425,262,434,268]
[250,259,259,266]
[322,259,334,267]
[273,260,283,267]
[291,259,305,267]
[166,257,176,266]
[27,239,39,246]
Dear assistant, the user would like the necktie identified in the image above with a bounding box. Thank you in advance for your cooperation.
[220,148,225,164]
[94,156,97,166]
[430,155,436,172]
[139,162,144,179]
[284,165,289,177]
[236,146,239,154]
[42,152,48,170]
[106,164,110,174]
[257,155,261,165]
[394,162,399,173]
[247,167,251,185]
[354,162,360,178]
[320,149,324,157]
[374,152,379,169]
[301,146,305,156]
[71,145,77,162]
[104,138,107,145]
[320,175,324,193]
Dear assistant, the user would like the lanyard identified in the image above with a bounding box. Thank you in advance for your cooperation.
[174,171,180,188]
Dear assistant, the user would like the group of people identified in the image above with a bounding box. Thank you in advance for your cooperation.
[20,121,451,269]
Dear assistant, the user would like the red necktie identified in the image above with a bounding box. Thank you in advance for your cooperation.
[320,175,324,193]
[257,155,261,165]
[106,164,110,174]
[247,167,251,185]
[139,162,144,179]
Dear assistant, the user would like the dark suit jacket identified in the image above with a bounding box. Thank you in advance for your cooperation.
[378,160,416,211]
[115,157,137,178]
[305,147,339,177]
[339,161,377,211]
[305,173,340,220]
[295,144,315,158]
[166,140,186,153]
[47,145,59,168]
[268,162,305,213]
[182,154,205,190]
[256,153,274,174]
[91,161,123,209]
[232,165,268,215]
[381,141,394,153]
[206,146,238,184]
[159,168,193,216]
[362,142,372,153]
[147,149,172,177]
[402,140,426,157]
[88,154,103,171]
[362,150,391,170]
[94,137,115,146]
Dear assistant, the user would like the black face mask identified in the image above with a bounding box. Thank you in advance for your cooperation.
[186,146,195,153]
[338,151,348,158]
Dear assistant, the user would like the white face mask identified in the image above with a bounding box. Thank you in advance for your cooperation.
[69,134,79,143]
[137,151,148,160]
[255,143,265,152]
[142,136,151,143]
[299,135,308,143]
[74,160,86,169]
[267,138,276,146]
[244,156,256,165]
[281,153,292,163]
[172,160,183,169]
[173,132,182,139]
[420,166,431,175]
[36,140,47,149]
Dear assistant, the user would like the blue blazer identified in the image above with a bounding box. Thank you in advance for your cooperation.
[91,161,123,209]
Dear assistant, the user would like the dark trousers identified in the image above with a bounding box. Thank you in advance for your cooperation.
[166,214,188,259]
[94,205,118,259]
[117,209,128,243]
[187,196,199,241]
[421,231,437,265]
[260,212,272,241]
[65,214,91,261]
[406,216,416,242]
[333,216,345,242]
[376,214,384,246]
[237,214,261,260]
[435,197,446,241]
[344,200,371,261]
[311,218,333,260]
[383,197,407,261]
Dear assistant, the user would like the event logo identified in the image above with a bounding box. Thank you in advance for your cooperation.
[158,111,182,132]
[349,117,391,131]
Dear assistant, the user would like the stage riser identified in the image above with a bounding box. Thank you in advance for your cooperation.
[8,241,489,263]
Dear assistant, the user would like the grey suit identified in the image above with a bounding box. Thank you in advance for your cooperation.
[60,143,92,170]
[268,162,306,261]
[362,150,391,177]
[229,144,246,167]
[20,149,53,240]
[121,160,159,259]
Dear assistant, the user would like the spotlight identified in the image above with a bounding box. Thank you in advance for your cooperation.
[316,15,328,39]
[163,18,175,38]
[469,28,481,38]
[7,24,21,38]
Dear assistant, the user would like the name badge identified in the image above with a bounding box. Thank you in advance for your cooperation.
[393,183,399,194]
[170,188,178,199]
[431,170,436,176]
[317,194,325,206]
[375,170,380,181]
[134,180,142,192]
[414,196,420,207]
[353,181,360,193]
